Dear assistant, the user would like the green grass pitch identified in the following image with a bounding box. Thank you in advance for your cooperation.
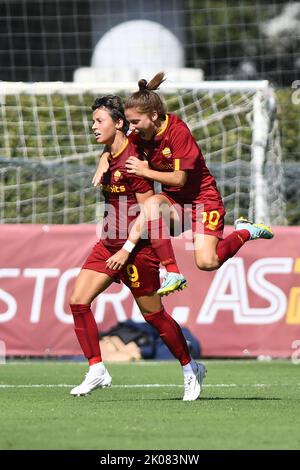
[0,360,299,450]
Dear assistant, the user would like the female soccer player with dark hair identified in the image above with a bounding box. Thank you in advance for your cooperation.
[69,95,206,400]
[100,73,273,294]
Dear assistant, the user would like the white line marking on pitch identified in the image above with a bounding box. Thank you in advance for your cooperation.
[0,383,297,389]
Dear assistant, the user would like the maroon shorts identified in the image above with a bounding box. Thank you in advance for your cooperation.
[162,192,226,239]
[82,240,160,297]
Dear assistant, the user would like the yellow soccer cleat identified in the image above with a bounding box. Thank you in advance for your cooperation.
[234,217,274,240]
[157,273,187,297]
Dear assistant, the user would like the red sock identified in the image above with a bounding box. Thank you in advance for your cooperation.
[147,218,179,273]
[70,304,102,365]
[217,229,250,265]
[145,307,191,365]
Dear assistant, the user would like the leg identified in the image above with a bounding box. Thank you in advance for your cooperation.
[214,217,274,267]
[70,268,113,305]
[193,204,251,271]
[70,269,113,364]
[141,194,187,295]
[194,231,253,271]
[194,234,221,271]
[142,194,179,271]
[123,244,206,401]
[69,269,114,396]
[134,294,206,401]
[123,246,190,364]
[135,293,191,366]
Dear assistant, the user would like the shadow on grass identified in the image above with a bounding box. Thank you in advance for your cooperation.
[201,397,281,401]
[87,396,281,402]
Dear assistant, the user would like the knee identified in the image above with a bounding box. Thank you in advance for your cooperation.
[144,195,166,214]
[195,254,220,271]
[144,195,160,209]
[69,292,83,306]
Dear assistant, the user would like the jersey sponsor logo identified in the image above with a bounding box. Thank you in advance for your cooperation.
[162,147,172,158]
[113,170,122,182]
[156,162,174,170]
[101,183,126,193]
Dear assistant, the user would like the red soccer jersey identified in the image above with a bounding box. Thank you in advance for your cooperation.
[130,113,222,205]
[100,138,153,251]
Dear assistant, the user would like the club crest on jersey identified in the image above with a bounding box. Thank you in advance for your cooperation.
[162,147,172,158]
[113,170,122,182]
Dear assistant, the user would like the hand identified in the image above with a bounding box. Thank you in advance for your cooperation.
[92,154,110,186]
[106,248,130,270]
[125,156,149,177]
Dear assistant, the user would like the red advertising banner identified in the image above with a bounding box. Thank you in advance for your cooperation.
[1,224,300,357]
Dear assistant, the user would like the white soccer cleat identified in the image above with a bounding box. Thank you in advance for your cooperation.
[70,366,112,396]
[183,363,207,401]
[157,272,187,296]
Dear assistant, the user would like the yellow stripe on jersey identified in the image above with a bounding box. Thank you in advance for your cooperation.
[111,138,129,158]
[174,159,180,170]
[156,114,169,136]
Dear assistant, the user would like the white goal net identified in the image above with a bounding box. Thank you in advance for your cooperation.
[0,80,286,225]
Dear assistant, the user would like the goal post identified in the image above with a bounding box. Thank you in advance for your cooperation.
[0,80,286,225]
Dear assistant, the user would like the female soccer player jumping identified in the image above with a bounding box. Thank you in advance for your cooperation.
[69,95,206,401]
[101,73,273,295]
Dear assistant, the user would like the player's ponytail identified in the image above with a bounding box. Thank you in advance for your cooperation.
[146,72,166,91]
[138,72,166,92]
[125,72,167,119]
